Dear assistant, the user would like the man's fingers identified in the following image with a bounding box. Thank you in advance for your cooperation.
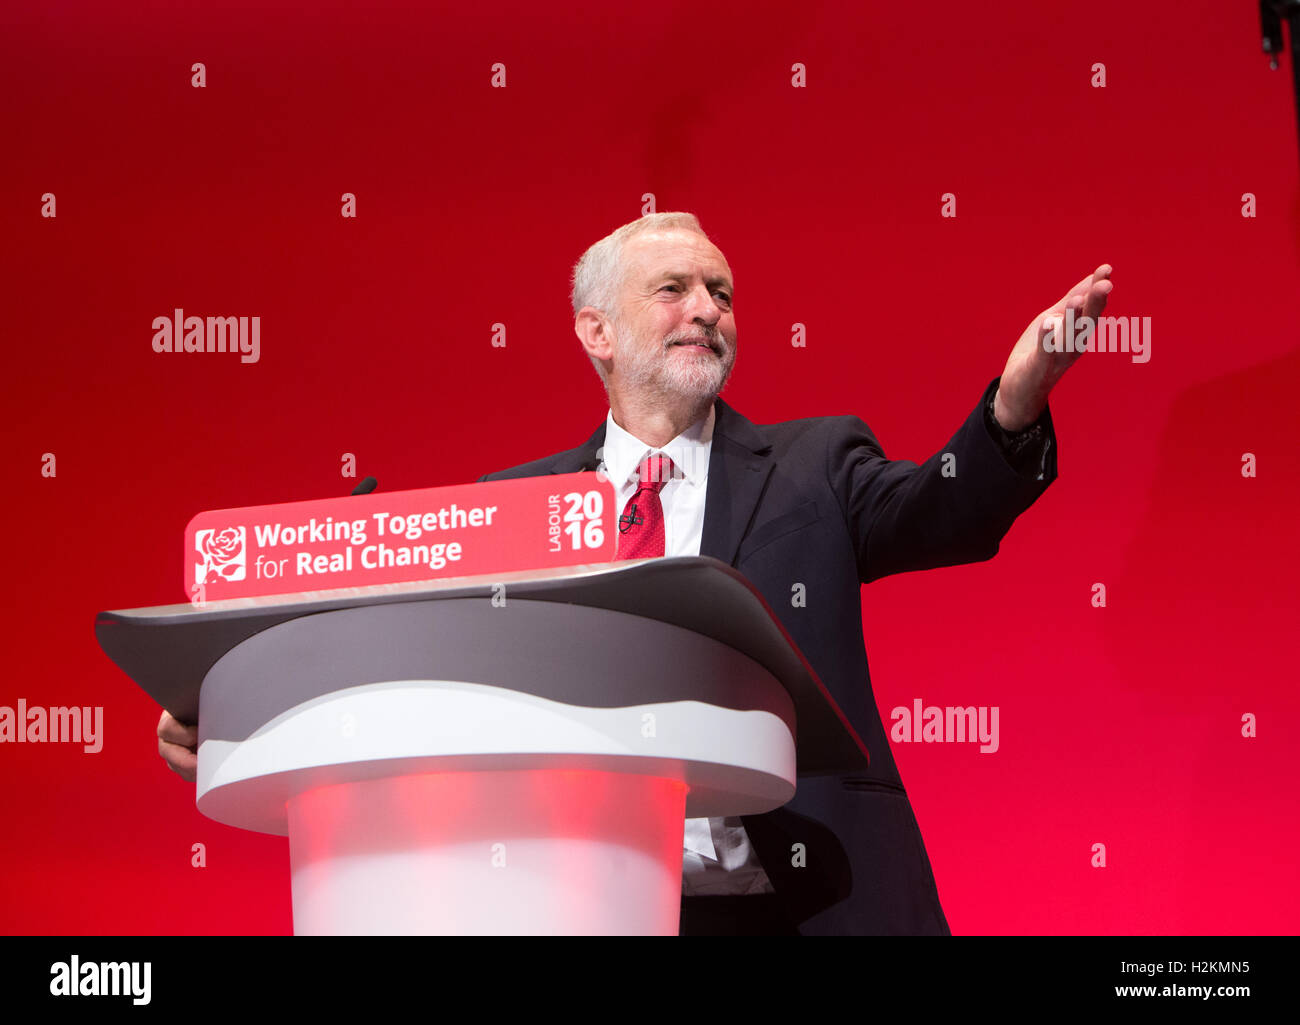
[157,709,197,748]
[1052,264,1114,314]
[158,737,198,781]
[1056,272,1094,308]
[1079,265,1113,301]
[156,710,198,781]
[1082,278,1113,322]
[1079,265,1114,321]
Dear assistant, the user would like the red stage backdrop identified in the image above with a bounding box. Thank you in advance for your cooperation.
[2,0,1296,934]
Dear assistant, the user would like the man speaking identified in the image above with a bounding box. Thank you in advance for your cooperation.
[478,211,1111,935]
[159,211,1112,935]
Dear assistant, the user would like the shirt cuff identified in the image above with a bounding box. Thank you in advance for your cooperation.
[983,386,1053,481]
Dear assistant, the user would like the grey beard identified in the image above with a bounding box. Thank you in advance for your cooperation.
[611,321,735,404]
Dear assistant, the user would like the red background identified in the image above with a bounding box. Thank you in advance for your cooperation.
[2,0,1296,934]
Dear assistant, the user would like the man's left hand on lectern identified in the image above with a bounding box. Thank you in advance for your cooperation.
[157,710,198,782]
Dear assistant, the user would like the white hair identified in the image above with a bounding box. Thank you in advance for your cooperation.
[571,212,712,387]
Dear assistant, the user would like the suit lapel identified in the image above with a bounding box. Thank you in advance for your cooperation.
[548,398,774,567]
[700,398,774,567]
[547,420,607,474]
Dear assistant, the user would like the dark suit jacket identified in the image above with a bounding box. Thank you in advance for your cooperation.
[480,377,1056,934]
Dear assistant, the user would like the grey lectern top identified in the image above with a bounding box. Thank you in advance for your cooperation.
[95,556,869,775]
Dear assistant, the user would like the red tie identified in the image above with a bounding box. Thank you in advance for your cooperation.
[615,454,676,560]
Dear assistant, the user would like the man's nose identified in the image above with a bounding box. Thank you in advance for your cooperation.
[682,283,722,327]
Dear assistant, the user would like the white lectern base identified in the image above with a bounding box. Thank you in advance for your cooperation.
[287,770,687,935]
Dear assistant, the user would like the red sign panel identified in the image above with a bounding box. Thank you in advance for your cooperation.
[184,473,617,602]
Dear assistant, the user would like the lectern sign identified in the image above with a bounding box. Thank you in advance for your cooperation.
[184,473,617,602]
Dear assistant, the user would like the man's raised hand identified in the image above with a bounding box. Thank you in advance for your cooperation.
[993,264,1114,431]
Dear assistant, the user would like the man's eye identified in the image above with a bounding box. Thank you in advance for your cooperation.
[658,284,730,303]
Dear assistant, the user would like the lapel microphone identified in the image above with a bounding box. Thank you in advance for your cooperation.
[619,503,643,533]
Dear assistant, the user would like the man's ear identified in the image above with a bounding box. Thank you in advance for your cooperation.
[575,307,615,363]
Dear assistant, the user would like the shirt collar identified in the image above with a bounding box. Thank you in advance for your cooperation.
[600,403,715,490]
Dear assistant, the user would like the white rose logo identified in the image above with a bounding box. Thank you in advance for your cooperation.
[196,526,246,584]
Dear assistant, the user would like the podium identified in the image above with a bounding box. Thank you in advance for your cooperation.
[96,556,868,934]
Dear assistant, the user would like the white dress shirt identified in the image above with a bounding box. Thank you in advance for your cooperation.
[598,405,776,897]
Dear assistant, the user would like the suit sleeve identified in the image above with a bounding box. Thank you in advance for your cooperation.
[830,377,1058,584]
